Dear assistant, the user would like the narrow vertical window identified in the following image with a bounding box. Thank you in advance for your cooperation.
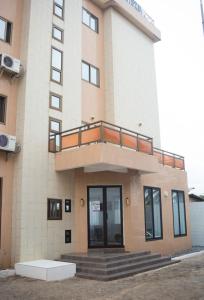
[82,61,90,82]
[53,0,64,19]
[52,25,63,42]
[49,117,62,152]
[51,47,63,84]
[172,190,187,237]
[0,95,6,124]
[144,187,162,240]
[0,17,12,43]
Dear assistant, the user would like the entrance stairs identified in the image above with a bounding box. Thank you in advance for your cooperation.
[60,249,177,281]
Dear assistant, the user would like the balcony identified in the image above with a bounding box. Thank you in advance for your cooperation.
[49,121,185,173]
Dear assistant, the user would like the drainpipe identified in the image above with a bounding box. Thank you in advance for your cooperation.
[200,0,204,34]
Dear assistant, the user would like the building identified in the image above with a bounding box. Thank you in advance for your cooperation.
[189,193,204,247]
[0,0,191,268]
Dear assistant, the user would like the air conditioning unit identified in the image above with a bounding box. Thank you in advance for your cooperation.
[0,133,16,152]
[0,53,21,74]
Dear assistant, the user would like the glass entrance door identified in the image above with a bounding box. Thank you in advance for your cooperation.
[88,186,123,248]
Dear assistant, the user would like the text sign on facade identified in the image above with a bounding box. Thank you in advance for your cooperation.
[125,0,154,24]
[91,201,101,212]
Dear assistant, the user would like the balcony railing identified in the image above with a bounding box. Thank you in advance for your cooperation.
[153,148,185,170]
[49,120,153,154]
[49,120,185,170]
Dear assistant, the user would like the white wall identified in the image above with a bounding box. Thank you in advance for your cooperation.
[190,202,204,246]
[12,0,82,263]
[104,8,161,147]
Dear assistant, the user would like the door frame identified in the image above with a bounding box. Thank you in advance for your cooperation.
[87,185,124,248]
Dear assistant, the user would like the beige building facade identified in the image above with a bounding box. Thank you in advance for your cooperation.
[0,0,191,268]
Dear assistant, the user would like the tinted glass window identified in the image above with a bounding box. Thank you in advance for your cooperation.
[47,199,62,220]
[0,96,6,124]
[144,187,162,240]
[172,191,186,236]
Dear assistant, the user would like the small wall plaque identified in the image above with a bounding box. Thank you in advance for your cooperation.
[65,199,71,212]
[65,230,71,243]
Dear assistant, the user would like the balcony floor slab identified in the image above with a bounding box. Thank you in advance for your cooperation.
[55,143,161,174]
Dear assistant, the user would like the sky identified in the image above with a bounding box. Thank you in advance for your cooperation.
[140,0,204,195]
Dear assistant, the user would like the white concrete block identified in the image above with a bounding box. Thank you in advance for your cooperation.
[15,260,76,281]
[0,269,16,278]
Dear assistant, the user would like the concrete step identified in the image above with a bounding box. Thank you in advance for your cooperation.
[61,253,161,269]
[88,248,126,254]
[76,256,170,276]
[76,260,178,281]
[61,251,151,263]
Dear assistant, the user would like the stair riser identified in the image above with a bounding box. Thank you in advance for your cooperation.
[88,248,126,254]
[77,258,171,275]
[77,261,176,281]
[63,254,161,269]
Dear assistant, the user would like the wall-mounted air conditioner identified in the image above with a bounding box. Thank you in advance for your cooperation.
[0,53,21,74]
[0,133,16,152]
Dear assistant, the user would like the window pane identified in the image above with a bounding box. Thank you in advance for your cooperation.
[173,192,180,235]
[0,18,6,40]
[54,5,63,18]
[82,9,90,26]
[153,189,162,238]
[51,120,60,132]
[51,95,60,109]
[82,62,89,81]
[52,48,62,70]
[90,16,97,31]
[6,22,11,43]
[178,192,186,235]
[144,188,153,240]
[48,199,62,220]
[53,27,62,41]
[55,0,63,6]
[0,96,6,123]
[52,69,61,82]
[90,66,98,85]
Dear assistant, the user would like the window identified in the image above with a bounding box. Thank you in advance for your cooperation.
[144,187,162,240]
[172,190,187,237]
[52,25,63,42]
[53,0,64,19]
[49,117,62,152]
[82,61,100,87]
[50,92,62,111]
[0,17,12,43]
[0,95,6,124]
[82,8,98,33]
[51,47,63,84]
[47,198,62,220]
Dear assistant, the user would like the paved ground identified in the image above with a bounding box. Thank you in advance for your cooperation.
[1,254,204,300]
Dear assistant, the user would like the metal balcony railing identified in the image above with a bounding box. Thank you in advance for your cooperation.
[49,120,185,171]
[153,148,185,170]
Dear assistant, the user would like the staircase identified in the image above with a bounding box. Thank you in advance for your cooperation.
[60,250,177,281]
